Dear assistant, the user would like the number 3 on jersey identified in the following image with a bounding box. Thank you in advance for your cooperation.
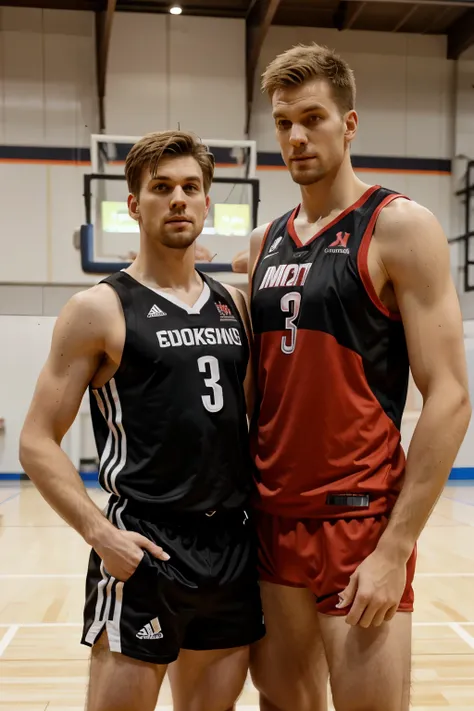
[198,355,224,413]
[281,292,301,355]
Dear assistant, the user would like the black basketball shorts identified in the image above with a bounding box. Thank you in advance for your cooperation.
[81,496,265,664]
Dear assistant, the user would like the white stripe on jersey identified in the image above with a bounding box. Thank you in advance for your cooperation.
[93,379,127,496]
[108,379,128,496]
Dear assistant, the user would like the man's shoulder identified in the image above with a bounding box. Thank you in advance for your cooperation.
[373,195,448,274]
[69,281,120,313]
[375,196,439,237]
[59,281,124,340]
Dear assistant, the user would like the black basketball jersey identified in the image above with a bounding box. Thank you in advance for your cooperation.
[89,270,253,513]
[250,185,410,519]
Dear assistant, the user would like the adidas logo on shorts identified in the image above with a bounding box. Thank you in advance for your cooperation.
[147,304,166,318]
[136,617,163,640]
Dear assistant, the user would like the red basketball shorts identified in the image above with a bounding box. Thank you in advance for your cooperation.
[256,510,417,615]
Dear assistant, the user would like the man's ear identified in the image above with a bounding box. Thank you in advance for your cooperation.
[344,109,358,146]
[128,193,140,222]
[204,194,211,219]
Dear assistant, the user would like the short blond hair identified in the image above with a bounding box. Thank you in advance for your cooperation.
[125,130,215,197]
[261,43,356,114]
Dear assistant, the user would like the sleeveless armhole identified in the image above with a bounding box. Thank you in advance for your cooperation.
[357,193,407,321]
[98,273,136,376]
[249,221,274,291]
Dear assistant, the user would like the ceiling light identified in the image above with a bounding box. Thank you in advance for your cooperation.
[170,5,182,14]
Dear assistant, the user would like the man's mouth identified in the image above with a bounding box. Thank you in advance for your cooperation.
[166,217,192,224]
[291,155,316,162]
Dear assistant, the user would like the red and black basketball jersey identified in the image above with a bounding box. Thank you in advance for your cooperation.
[250,185,410,520]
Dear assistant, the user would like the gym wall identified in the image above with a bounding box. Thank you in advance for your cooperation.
[0,6,473,477]
[0,7,470,285]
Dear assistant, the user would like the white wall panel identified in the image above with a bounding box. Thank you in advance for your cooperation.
[406,57,453,159]
[0,316,56,474]
[75,29,97,147]
[168,16,245,140]
[106,13,168,136]
[0,164,48,282]
[44,33,80,147]
[3,30,44,145]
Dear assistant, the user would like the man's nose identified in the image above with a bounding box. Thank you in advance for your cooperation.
[170,186,186,209]
[289,124,308,147]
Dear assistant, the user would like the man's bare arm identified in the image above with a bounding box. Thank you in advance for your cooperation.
[376,200,471,560]
[19,290,115,545]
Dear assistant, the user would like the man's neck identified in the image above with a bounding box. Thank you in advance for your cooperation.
[126,238,201,293]
[298,157,370,225]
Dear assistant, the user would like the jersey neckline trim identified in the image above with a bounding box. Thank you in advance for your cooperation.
[287,184,381,249]
[152,282,211,315]
[119,269,211,315]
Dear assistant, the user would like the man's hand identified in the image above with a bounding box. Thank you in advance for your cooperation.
[336,549,407,628]
[93,527,170,582]
[232,249,249,274]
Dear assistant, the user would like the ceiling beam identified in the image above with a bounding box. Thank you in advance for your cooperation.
[393,4,418,31]
[422,5,452,33]
[95,0,117,132]
[245,0,282,135]
[447,9,474,58]
[333,1,367,30]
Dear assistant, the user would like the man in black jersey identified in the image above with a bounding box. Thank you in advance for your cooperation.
[245,44,471,711]
[19,130,264,711]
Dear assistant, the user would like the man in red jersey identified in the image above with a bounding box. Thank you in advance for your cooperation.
[247,43,471,711]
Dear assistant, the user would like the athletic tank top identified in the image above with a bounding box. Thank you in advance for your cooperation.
[250,185,409,519]
[89,270,253,513]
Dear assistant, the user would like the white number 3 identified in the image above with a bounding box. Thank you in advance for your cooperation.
[281,292,301,355]
[198,355,224,413]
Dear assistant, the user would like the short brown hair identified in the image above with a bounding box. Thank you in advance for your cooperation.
[261,43,356,114]
[125,130,215,196]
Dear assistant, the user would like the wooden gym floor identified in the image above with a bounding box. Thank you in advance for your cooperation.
[0,480,473,710]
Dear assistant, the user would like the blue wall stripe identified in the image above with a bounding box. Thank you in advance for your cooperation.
[0,144,452,174]
[449,467,474,480]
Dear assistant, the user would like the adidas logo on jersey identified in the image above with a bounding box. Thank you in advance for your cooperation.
[324,231,351,255]
[147,304,167,318]
[136,618,164,640]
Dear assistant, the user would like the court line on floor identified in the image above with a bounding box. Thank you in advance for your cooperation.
[0,491,20,508]
[0,625,19,657]
[450,622,474,650]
